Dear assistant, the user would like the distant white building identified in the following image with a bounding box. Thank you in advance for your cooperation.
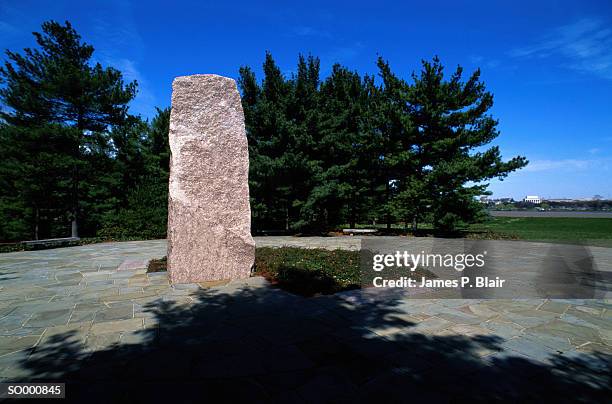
[523,195,541,204]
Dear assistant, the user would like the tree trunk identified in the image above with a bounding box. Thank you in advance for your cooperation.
[71,163,79,238]
[412,214,418,233]
[71,217,78,238]
[72,115,84,239]
[285,204,289,231]
[349,197,356,229]
[385,181,391,229]
[34,206,39,240]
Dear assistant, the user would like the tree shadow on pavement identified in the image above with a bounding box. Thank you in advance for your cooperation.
[13,283,612,403]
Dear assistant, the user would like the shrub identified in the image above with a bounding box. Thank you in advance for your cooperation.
[145,247,362,297]
[254,247,361,296]
[98,181,167,240]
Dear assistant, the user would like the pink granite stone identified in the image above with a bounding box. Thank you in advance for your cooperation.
[167,74,255,284]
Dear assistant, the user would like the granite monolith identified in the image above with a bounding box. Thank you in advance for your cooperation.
[167,74,255,283]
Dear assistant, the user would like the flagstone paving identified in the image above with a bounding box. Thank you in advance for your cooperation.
[0,238,610,402]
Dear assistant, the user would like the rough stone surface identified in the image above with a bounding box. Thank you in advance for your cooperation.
[167,74,255,283]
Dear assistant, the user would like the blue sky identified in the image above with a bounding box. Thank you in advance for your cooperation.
[1,0,611,199]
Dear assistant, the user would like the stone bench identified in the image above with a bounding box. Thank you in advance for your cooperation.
[22,237,80,250]
[342,229,378,235]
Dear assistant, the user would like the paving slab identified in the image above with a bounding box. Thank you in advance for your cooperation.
[94,305,134,322]
[0,238,609,402]
[23,308,72,328]
[0,336,40,356]
[90,318,143,335]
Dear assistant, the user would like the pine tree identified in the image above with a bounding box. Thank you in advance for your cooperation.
[0,123,73,240]
[238,53,527,234]
[0,20,136,238]
[397,57,528,231]
[307,65,377,229]
[239,52,300,231]
[97,109,171,240]
[288,55,324,230]
[110,116,149,206]
[148,107,171,173]
[374,58,414,230]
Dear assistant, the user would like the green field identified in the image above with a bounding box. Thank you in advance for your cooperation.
[469,217,612,246]
[346,217,612,246]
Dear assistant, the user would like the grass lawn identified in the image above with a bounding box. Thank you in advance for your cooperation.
[469,217,612,246]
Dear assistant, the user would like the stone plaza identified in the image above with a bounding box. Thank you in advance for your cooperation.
[0,237,610,401]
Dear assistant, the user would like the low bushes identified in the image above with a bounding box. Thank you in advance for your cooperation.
[146,247,362,297]
[254,247,361,297]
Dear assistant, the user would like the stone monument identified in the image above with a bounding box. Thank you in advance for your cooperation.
[167,74,255,284]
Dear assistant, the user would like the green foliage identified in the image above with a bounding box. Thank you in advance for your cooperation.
[240,53,527,233]
[0,123,76,240]
[0,20,137,240]
[144,247,362,297]
[98,107,170,240]
[146,256,167,273]
[0,21,171,242]
[375,56,528,232]
[98,179,168,240]
[241,54,384,232]
[0,20,527,241]
[305,65,379,229]
[148,107,171,172]
[254,247,361,296]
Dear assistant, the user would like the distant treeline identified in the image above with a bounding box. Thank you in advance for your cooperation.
[490,200,612,211]
[546,200,612,211]
[0,20,527,242]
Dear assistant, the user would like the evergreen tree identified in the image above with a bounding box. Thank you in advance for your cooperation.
[98,108,170,240]
[287,55,323,230]
[240,53,527,233]
[111,116,149,204]
[387,57,528,231]
[374,58,413,229]
[307,65,377,229]
[148,107,171,173]
[0,20,136,238]
[0,123,73,240]
[237,65,266,227]
[239,52,300,231]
